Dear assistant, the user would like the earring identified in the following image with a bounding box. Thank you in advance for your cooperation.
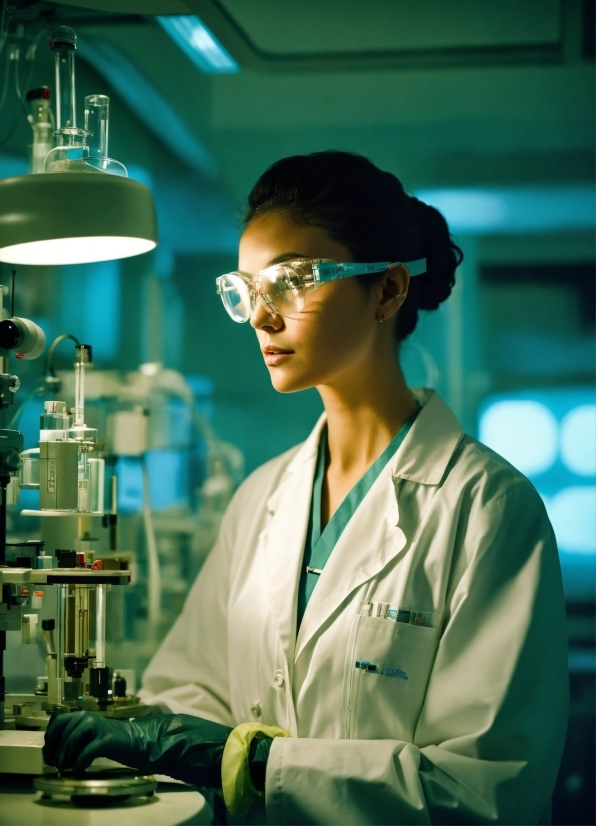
[377,314,385,323]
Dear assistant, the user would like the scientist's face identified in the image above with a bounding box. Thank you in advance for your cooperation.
[239,210,382,394]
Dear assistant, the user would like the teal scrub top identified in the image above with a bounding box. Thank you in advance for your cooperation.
[297,407,420,628]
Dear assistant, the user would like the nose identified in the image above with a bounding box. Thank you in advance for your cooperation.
[250,294,284,331]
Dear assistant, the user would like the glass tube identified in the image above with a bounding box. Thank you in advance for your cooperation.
[94,585,106,668]
[74,586,89,657]
[84,95,109,158]
[50,27,77,129]
[56,585,66,705]
[73,361,85,427]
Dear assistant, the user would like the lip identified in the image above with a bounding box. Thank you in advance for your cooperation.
[262,344,294,366]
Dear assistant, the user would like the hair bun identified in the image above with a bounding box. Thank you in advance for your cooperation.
[414,200,462,311]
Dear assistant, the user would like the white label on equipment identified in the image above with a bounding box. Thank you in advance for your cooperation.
[47,459,56,493]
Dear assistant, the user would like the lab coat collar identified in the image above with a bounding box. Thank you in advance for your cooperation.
[268,389,463,499]
[265,413,326,515]
[392,389,463,485]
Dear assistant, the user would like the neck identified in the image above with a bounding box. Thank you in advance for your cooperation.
[317,348,418,476]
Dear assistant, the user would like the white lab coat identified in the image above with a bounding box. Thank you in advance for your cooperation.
[141,389,568,825]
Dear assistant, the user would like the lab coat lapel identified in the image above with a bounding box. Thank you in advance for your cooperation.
[262,417,325,673]
[295,466,407,661]
[294,390,464,661]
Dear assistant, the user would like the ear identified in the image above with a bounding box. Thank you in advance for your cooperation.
[376,264,410,321]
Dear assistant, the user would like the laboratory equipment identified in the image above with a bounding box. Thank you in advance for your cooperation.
[216,257,427,322]
[0,25,158,266]
[44,28,126,178]
[40,362,242,677]
[0,559,131,731]
[0,303,156,808]
[26,87,54,176]
[20,343,104,517]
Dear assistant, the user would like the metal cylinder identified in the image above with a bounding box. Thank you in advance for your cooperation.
[88,458,105,513]
[19,448,40,489]
[39,440,78,510]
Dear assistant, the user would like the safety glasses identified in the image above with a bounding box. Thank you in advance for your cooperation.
[216,257,426,323]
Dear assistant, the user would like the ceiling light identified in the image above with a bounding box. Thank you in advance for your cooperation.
[157,16,239,74]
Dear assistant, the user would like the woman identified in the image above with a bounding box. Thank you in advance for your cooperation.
[44,152,568,825]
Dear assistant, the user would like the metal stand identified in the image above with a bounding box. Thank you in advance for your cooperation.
[0,476,6,730]
[0,443,22,732]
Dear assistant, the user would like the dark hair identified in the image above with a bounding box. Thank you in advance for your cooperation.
[243,150,463,341]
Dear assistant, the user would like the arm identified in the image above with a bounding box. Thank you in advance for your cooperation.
[139,490,239,725]
[266,484,569,825]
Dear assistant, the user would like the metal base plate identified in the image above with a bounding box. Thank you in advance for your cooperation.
[33,768,157,806]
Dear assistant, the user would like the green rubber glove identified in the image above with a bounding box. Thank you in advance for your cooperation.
[43,711,233,786]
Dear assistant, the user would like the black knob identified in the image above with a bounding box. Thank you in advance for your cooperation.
[42,619,55,631]
[0,319,21,350]
[113,673,127,698]
[90,667,111,701]
[2,447,20,471]
[55,549,77,568]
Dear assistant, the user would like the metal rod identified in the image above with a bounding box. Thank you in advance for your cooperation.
[0,480,8,727]
[0,477,7,566]
[0,629,5,730]
[56,586,66,706]
[95,585,106,668]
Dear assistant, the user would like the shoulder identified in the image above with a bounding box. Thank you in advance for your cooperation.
[410,389,545,517]
[445,435,552,535]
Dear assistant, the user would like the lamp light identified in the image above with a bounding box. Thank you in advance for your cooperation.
[0,173,158,265]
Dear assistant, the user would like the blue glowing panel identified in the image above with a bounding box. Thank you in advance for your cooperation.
[117,458,143,514]
[559,405,596,477]
[479,399,559,476]
[59,261,120,364]
[116,452,189,514]
[157,16,240,74]
[146,450,189,510]
[479,388,596,598]
[416,185,595,234]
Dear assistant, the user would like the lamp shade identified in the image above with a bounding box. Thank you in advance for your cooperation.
[0,173,158,266]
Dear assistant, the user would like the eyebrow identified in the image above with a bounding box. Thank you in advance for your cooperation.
[266,253,308,267]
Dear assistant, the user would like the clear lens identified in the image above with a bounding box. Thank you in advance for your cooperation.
[258,261,316,316]
[260,269,301,315]
[218,260,320,323]
[219,273,252,322]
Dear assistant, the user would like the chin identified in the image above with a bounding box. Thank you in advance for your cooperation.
[268,368,313,394]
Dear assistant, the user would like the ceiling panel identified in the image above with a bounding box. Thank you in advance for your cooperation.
[219,0,561,56]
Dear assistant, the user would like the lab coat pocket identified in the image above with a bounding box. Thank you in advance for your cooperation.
[344,616,439,741]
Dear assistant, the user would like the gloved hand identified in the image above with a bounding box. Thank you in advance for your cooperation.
[248,735,273,791]
[43,711,233,787]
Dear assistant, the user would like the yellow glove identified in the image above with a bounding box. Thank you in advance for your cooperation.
[221,722,290,816]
